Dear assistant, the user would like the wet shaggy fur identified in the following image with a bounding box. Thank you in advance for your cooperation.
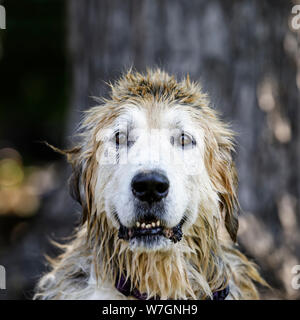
[34,69,267,300]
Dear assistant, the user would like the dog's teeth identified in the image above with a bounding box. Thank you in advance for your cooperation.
[141,223,146,229]
[136,222,140,228]
[157,220,160,227]
[152,222,156,227]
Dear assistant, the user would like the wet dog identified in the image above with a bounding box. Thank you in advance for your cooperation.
[35,69,266,300]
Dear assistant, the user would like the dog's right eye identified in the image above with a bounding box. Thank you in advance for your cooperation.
[115,132,127,146]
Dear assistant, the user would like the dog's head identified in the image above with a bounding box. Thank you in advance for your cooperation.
[68,69,238,254]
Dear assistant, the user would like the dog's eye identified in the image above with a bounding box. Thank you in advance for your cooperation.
[115,132,127,146]
[179,133,193,147]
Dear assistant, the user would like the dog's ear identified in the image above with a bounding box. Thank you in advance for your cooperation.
[67,148,96,224]
[67,149,95,225]
[204,123,239,243]
[59,146,82,204]
[55,145,92,225]
[218,161,239,243]
[69,163,92,225]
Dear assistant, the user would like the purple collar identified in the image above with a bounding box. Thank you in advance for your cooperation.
[116,273,229,300]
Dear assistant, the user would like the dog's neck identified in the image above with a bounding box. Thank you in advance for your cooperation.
[87,212,230,300]
[115,272,230,300]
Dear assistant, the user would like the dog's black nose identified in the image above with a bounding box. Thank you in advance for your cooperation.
[131,171,169,203]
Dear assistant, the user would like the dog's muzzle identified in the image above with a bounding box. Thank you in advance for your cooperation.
[117,170,183,243]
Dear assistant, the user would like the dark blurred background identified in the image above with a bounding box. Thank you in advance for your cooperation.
[0,0,299,299]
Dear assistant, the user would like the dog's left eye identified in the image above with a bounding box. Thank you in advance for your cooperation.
[179,133,194,147]
[115,132,127,146]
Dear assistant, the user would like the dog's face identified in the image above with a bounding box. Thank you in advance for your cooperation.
[95,103,214,251]
[69,70,238,254]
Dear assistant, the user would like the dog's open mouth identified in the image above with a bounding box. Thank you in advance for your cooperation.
[118,218,183,244]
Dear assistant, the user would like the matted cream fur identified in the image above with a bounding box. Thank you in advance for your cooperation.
[34,69,266,300]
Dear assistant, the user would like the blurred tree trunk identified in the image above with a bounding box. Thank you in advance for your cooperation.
[66,0,300,299]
